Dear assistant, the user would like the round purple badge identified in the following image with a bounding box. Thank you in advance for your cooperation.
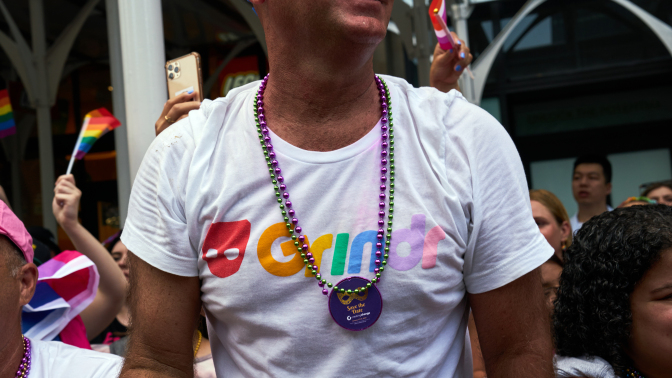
[329,277,383,331]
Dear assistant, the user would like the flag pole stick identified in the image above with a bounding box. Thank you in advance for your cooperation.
[66,117,90,175]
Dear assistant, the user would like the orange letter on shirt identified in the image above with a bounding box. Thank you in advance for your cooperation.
[258,223,310,277]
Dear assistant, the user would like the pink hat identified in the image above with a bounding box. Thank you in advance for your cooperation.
[0,201,33,263]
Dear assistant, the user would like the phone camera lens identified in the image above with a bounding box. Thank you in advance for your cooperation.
[174,67,180,73]
[169,73,174,79]
[168,65,173,70]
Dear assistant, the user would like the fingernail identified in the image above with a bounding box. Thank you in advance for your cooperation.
[449,49,454,53]
[460,52,465,59]
[456,65,462,71]
[187,89,194,94]
[457,40,462,45]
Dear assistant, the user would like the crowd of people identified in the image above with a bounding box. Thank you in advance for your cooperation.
[1,2,671,378]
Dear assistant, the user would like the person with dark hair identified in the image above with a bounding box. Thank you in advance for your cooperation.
[553,205,672,378]
[89,230,130,346]
[642,181,672,206]
[0,201,122,377]
[570,155,613,233]
[26,226,61,258]
[52,175,127,343]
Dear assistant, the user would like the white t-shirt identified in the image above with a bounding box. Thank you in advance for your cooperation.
[122,75,552,378]
[30,338,122,377]
[570,205,613,233]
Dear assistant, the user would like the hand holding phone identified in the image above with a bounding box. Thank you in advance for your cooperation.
[155,90,201,136]
[166,52,204,101]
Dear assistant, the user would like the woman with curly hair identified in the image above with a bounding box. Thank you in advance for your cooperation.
[553,205,672,378]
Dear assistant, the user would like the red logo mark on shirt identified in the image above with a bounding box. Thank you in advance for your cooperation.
[202,220,251,278]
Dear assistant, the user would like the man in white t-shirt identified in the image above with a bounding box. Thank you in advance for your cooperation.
[0,202,122,378]
[570,155,613,233]
[119,2,554,377]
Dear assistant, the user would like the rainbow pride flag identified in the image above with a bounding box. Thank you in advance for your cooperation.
[429,0,456,51]
[22,251,99,342]
[0,89,16,138]
[75,107,121,160]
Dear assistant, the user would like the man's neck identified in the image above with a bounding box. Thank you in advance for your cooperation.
[262,40,382,151]
[0,325,24,378]
[577,202,609,223]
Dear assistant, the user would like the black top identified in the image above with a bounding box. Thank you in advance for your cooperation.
[90,317,128,345]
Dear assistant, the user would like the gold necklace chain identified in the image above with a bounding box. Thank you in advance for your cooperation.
[193,330,202,358]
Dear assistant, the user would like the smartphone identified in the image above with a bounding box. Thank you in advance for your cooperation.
[166,52,204,101]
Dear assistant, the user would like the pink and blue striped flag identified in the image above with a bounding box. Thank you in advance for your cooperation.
[429,0,456,51]
[0,89,16,139]
[22,251,99,342]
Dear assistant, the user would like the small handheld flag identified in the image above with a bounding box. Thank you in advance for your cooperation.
[429,0,456,51]
[66,107,121,174]
[429,2,475,80]
[0,89,16,139]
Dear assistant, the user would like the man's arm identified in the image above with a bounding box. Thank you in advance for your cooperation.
[469,268,554,378]
[120,252,202,378]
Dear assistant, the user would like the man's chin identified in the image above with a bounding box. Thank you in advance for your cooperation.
[338,18,388,45]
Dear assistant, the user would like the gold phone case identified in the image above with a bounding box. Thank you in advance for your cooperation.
[166,52,204,101]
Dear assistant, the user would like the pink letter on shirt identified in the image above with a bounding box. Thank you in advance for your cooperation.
[422,226,446,269]
[388,214,425,271]
[202,220,251,278]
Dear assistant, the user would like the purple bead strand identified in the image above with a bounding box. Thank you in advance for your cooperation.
[254,74,394,296]
[14,336,31,378]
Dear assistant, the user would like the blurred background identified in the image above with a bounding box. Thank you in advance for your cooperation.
[0,0,670,249]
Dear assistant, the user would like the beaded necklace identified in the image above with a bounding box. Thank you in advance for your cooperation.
[254,74,394,330]
[14,335,31,378]
[193,330,202,358]
[623,367,645,378]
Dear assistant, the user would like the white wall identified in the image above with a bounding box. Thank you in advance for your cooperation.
[531,157,577,215]
[530,149,672,216]
[609,149,672,205]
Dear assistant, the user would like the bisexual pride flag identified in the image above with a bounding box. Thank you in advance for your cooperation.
[75,107,121,160]
[0,89,16,138]
[22,251,99,342]
[429,0,456,51]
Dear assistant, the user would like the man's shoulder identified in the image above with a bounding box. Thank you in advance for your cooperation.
[152,81,260,151]
[380,75,502,134]
[379,74,458,106]
[200,80,260,119]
